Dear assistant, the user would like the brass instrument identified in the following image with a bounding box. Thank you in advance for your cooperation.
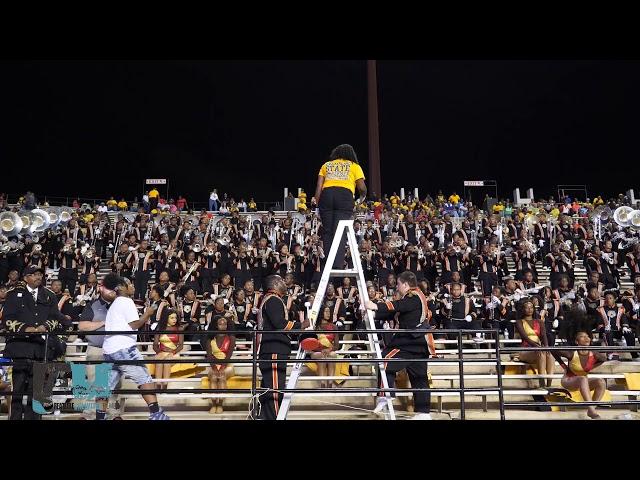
[59,208,74,226]
[217,234,231,247]
[191,242,202,253]
[181,261,199,283]
[0,212,23,238]
[31,209,51,232]
[18,210,34,235]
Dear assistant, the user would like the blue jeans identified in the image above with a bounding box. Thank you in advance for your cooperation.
[209,199,219,211]
[103,346,153,391]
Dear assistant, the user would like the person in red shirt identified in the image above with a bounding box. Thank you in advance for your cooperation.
[373,201,383,221]
[571,201,580,214]
[177,195,187,211]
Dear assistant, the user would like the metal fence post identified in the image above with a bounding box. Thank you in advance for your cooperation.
[495,329,506,421]
[458,331,465,420]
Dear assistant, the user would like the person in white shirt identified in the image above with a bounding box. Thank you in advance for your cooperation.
[97,273,170,420]
[209,189,219,212]
[97,203,108,213]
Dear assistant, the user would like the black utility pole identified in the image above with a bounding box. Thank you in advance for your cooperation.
[367,60,382,199]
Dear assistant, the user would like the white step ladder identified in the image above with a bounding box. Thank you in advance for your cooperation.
[276,219,396,420]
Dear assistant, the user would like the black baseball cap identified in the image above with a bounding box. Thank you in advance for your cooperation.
[23,265,44,276]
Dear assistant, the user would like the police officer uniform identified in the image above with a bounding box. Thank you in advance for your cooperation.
[1,266,67,420]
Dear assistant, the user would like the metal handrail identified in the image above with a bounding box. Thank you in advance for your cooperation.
[494,342,640,419]
[3,328,639,419]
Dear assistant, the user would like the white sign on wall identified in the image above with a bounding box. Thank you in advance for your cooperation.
[146,179,167,185]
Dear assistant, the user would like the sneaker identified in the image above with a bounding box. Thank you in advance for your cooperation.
[473,334,485,344]
[373,397,390,414]
[149,410,170,420]
[410,413,433,420]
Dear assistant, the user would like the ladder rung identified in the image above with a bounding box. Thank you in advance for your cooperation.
[329,269,359,277]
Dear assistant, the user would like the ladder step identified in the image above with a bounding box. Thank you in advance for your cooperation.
[329,269,358,277]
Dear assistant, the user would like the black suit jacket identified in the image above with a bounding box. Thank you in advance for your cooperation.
[1,284,67,360]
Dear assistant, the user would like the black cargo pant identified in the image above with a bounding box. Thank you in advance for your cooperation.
[379,347,430,413]
[319,187,354,270]
[257,353,288,420]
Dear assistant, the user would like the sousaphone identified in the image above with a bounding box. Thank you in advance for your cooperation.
[17,210,36,235]
[613,206,635,227]
[46,207,62,229]
[31,208,51,232]
[0,211,23,238]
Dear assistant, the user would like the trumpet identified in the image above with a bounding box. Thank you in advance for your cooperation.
[33,244,43,253]
[191,242,202,253]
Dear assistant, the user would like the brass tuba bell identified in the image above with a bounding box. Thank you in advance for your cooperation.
[0,211,23,238]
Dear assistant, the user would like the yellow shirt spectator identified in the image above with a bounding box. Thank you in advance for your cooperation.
[248,200,257,210]
[107,198,117,207]
[149,188,159,199]
[551,207,560,218]
[318,159,365,195]
[449,194,461,205]
[492,203,504,213]
[117,200,128,210]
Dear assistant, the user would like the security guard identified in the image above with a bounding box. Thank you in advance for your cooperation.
[365,271,434,420]
[256,275,309,420]
[1,265,67,420]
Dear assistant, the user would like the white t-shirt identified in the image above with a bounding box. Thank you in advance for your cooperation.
[210,192,219,201]
[103,296,140,354]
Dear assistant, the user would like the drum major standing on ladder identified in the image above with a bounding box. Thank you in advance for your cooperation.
[314,144,368,270]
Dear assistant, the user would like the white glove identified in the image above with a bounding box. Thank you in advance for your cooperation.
[336,321,344,329]
[246,321,255,330]
[383,321,391,330]
[605,324,611,332]
[465,315,473,322]
[538,239,545,247]
[623,326,631,334]
[552,319,559,329]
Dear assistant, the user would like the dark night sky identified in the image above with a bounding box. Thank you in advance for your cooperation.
[2,60,640,204]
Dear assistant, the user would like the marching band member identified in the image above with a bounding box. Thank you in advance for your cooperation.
[515,298,555,387]
[554,309,606,419]
[131,239,154,301]
[441,282,482,342]
[256,275,309,420]
[58,239,80,296]
[596,292,638,360]
[365,271,433,420]
[545,244,574,290]
[205,307,236,414]
[213,273,234,301]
